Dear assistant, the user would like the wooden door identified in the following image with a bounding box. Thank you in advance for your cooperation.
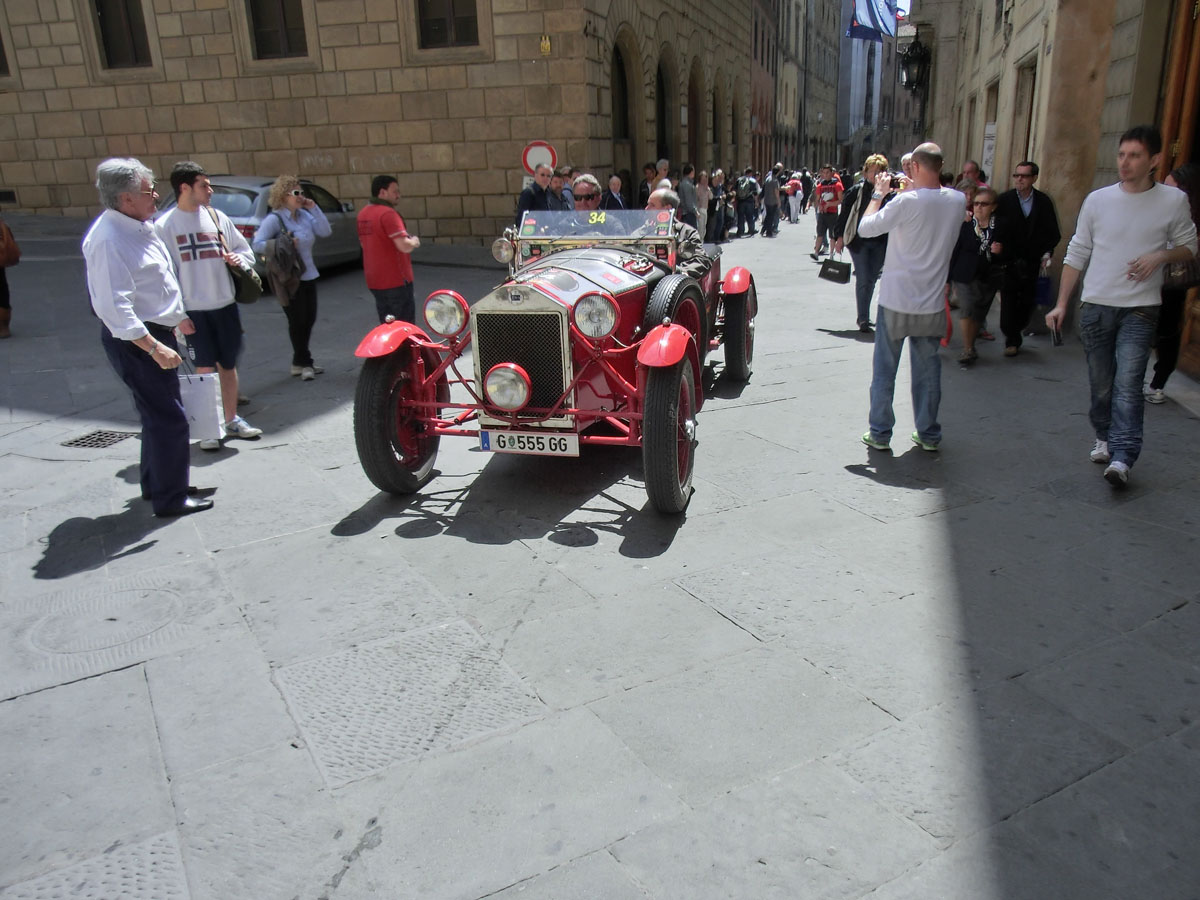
[1161,0,1200,377]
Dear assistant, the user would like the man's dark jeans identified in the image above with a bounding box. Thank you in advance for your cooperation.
[372,282,415,324]
[762,204,780,236]
[736,199,756,236]
[1078,302,1158,467]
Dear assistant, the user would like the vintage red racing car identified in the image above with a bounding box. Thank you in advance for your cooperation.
[352,208,757,513]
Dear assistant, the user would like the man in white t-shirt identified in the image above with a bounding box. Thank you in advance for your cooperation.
[155,161,262,450]
[856,142,966,452]
[1046,125,1197,487]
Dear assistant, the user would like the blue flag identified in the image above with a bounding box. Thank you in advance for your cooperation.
[847,0,898,41]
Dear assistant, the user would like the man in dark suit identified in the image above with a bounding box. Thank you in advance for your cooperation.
[515,163,552,225]
[600,175,626,210]
[994,161,1061,355]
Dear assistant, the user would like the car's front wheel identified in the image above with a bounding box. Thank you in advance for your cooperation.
[642,361,696,513]
[354,347,446,494]
[723,282,755,381]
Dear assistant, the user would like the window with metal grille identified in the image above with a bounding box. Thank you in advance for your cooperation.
[417,0,478,49]
[246,0,308,59]
[91,0,152,69]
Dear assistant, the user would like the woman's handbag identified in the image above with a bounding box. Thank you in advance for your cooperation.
[0,220,21,267]
[1164,256,1200,290]
[206,207,262,304]
[818,252,852,285]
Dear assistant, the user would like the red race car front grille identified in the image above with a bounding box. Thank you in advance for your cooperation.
[474,311,567,412]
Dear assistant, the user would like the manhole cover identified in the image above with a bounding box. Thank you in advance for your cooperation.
[29,589,183,653]
[61,429,138,448]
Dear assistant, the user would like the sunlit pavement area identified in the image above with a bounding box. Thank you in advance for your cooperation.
[1,212,1198,899]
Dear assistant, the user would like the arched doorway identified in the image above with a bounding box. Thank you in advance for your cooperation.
[711,70,726,170]
[612,43,634,201]
[656,52,678,165]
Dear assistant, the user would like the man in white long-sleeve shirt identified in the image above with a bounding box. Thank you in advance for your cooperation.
[84,158,212,517]
[856,142,966,452]
[156,161,263,450]
[1046,125,1198,487]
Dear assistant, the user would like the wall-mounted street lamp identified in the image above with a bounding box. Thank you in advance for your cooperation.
[898,37,931,92]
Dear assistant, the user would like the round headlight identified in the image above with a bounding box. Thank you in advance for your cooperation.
[492,238,515,264]
[423,291,469,337]
[572,292,619,339]
[484,364,532,412]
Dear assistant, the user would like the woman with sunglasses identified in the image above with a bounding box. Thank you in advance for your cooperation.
[253,176,332,380]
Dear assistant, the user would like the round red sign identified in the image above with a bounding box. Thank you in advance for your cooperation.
[521,141,558,176]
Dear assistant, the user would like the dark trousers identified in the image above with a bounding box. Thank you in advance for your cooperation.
[736,199,756,235]
[372,282,415,324]
[762,204,780,236]
[679,211,698,230]
[1150,287,1187,390]
[999,262,1037,348]
[0,267,9,308]
[101,324,190,514]
[284,279,318,366]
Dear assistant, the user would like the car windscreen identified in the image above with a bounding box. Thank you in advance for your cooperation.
[517,209,676,239]
[210,187,260,219]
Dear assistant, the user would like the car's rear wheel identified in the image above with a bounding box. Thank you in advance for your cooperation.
[723,283,755,381]
[354,347,446,494]
[642,361,696,513]
[643,274,707,360]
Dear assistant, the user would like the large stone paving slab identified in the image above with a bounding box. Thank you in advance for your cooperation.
[590,644,895,805]
[0,831,190,900]
[612,759,937,900]
[829,681,1125,844]
[334,708,684,900]
[0,562,238,701]
[486,850,648,900]
[497,583,759,709]
[214,525,455,666]
[0,667,174,888]
[276,621,545,787]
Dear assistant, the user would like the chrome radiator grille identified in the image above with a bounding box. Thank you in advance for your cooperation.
[474,311,568,411]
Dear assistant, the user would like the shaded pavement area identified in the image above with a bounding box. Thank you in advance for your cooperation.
[0,212,1197,898]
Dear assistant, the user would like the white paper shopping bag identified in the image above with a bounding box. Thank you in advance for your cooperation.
[178,372,226,441]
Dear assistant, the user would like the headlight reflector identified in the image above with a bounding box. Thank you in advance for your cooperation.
[484,363,532,411]
[572,292,619,339]
[423,291,469,337]
[491,238,515,264]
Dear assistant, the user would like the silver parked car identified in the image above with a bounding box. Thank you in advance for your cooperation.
[157,176,362,275]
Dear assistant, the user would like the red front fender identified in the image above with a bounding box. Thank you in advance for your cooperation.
[637,322,695,369]
[723,266,752,296]
[354,321,432,358]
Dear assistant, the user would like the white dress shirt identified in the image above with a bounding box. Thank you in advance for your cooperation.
[84,208,187,340]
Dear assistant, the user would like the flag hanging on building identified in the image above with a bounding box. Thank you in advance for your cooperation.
[847,0,899,41]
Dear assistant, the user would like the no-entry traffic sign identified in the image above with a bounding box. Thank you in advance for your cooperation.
[521,141,558,176]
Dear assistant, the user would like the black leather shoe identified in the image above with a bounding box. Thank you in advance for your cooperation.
[155,497,214,517]
[142,485,215,501]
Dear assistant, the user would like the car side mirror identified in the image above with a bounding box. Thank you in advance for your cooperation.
[342,201,354,212]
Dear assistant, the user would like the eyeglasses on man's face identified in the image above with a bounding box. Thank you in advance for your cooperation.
[1012,172,1033,179]
[575,193,598,201]
[973,200,994,207]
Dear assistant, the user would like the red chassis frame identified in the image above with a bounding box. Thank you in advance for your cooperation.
[354,266,754,451]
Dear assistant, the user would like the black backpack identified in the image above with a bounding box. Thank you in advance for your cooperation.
[735,177,754,201]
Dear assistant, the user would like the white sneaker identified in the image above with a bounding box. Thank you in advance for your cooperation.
[1145,388,1165,404]
[291,364,324,377]
[1103,460,1129,487]
[301,366,316,381]
[199,438,221,451]
[1089,439,1110,464]
[224,415,262,439]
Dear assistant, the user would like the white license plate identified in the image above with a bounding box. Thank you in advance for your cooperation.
[480,430,579,456]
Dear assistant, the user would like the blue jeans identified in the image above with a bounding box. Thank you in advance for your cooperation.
[849,240,886,326]
[868,311,942,445]
[1078,302,1158,466]
[737,199,756,235]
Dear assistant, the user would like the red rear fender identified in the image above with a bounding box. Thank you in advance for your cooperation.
[354,321,432,358]
[637,322,695,369]
[723,266,752,296]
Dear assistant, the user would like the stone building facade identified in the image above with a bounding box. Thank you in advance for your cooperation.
[0,0,751,242]
[803,0,841,168]
[910,0,1200,374]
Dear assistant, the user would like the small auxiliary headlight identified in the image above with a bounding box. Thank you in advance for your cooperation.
[492,238,515,264]
[484,364,532,412]
[572,293,619,339]
[423,291,469,337]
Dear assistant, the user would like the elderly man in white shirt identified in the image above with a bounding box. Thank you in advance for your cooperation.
[84,157,213,517]
[856,142,967,453]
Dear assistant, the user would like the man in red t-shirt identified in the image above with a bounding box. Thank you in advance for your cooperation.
[357,175,421,323]
[809,165,844,260]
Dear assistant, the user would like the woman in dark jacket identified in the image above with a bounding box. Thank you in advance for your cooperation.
[834,153,891,333]
[946,186,1004,364]
[1147,163,1199,403]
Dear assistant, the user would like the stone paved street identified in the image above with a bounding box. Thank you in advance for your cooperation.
[1,213,1198,899]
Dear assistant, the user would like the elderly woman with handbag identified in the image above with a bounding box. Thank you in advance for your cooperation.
[252,175,331,381]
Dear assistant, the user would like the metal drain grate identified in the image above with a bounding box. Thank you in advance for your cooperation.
[60,429,139,448]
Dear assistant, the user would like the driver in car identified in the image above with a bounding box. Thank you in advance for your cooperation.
[646,188,711,280]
